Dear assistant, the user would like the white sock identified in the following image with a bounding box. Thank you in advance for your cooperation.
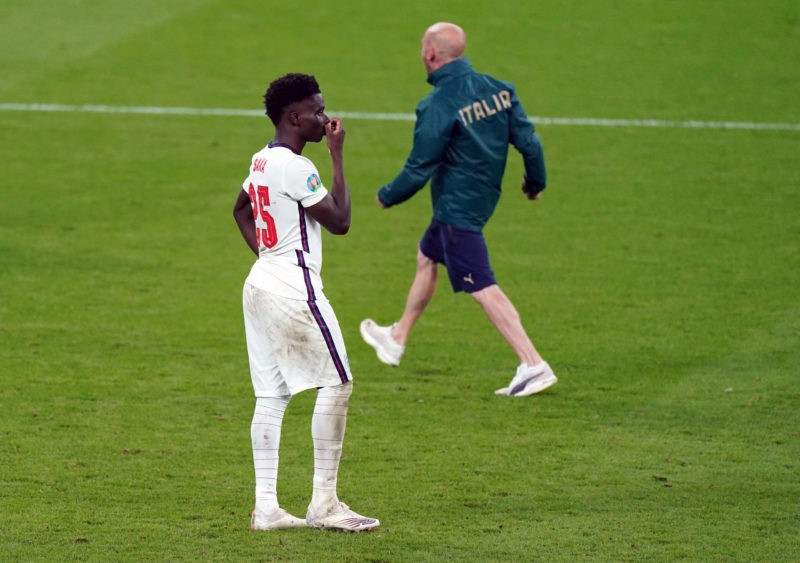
[251,395,290,514]
[310,383,352,509]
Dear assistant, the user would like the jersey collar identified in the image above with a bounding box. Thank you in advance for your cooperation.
[427,57,473,86]
[268,141,300,155]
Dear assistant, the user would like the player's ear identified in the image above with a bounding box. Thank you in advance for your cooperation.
[283,106,299,126]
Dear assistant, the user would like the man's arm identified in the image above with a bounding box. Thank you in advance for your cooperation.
[377,99,451,207]
[306,118,351,234]
[507,89,547,199]
[520,131,546,200]
[233,189,258,256]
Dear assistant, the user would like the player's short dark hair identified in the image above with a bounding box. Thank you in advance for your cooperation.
[263,73,321,125]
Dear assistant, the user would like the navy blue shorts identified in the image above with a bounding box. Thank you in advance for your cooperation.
[419,219,496,293]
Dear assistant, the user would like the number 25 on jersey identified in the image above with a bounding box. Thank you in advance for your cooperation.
[248,183,278,249]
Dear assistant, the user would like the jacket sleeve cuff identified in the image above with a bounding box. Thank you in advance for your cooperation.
[523,175,546,197]
[377,186,392,207]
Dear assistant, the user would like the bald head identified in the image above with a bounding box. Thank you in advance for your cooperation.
[421,22,466,73]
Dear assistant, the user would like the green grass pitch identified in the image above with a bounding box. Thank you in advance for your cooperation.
[1,0,798,560]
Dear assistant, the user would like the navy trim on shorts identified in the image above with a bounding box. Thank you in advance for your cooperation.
[295,250,349,383]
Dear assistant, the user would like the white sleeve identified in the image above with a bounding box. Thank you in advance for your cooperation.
[285,156,328,207]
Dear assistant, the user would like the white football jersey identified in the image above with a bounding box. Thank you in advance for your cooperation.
[242,142,329,301]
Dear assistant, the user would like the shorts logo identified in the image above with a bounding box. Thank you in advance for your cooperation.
[463,273,474,284]
[306,173,321,192]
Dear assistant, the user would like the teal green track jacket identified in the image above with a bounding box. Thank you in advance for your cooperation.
[377,57,546,231]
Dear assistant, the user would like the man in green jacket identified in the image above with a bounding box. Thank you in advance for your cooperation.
[360,22,557,397]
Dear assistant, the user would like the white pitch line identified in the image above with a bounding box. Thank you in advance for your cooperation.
[1,102,798,131]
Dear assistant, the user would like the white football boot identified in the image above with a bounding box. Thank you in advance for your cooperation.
[251,508,307,530]
[306,501,380,532]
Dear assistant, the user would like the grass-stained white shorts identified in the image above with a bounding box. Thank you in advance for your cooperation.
[243,283,352,397]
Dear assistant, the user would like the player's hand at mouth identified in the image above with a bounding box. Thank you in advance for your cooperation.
[325,118,345,155]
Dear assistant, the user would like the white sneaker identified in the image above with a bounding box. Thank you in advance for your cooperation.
[306,501,380,532]
[360,319,404,366]
[251,508,307,530]
[494,361,557,397]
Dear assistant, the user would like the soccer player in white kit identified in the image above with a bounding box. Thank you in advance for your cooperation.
[233,73,379,532]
